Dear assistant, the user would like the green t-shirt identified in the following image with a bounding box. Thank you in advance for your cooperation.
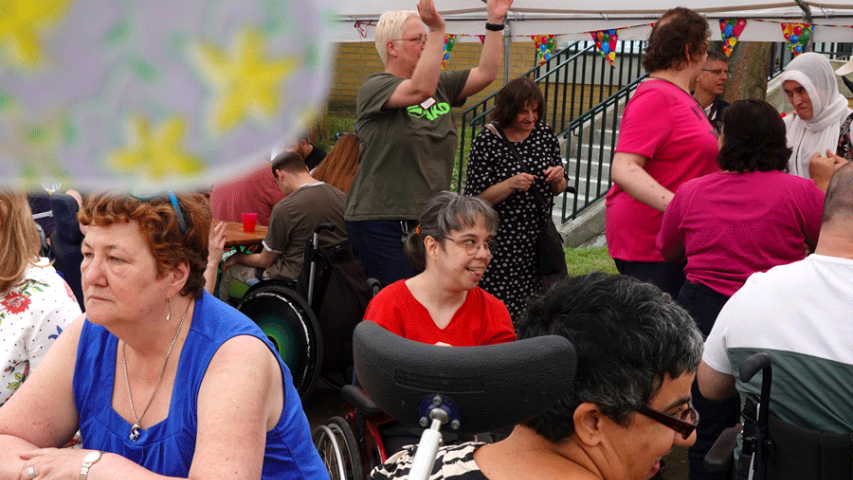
[345,69,470,221]
[263,182,348,280]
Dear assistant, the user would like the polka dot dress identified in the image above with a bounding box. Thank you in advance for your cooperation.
[464,123,565,321]
[0,262,81,406]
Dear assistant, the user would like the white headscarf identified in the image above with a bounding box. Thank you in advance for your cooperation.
[781,52,852,178]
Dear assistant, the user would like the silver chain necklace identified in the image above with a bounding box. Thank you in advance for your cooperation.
[123,299,189,442]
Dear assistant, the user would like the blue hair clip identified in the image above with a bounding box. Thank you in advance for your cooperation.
[168,191,187,235]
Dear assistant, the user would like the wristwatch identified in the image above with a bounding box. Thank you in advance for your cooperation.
[80,450,104,480]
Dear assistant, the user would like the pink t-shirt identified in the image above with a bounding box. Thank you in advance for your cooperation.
[364,280,516,347]
[656,170,824,297]
[210,162,285,226]
[606,79,720,262]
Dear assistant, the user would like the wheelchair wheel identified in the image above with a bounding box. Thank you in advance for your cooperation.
[345,409,387,478]
[237,285,323,401]
[313,416,364,480]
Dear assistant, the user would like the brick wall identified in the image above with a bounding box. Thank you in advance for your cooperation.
[326,40,539,118]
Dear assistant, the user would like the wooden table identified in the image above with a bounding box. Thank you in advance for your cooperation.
[219,221,268,248]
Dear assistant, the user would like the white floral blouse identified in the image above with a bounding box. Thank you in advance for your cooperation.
[0,261,81,407]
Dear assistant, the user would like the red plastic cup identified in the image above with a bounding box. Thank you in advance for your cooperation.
[242,212,258,232]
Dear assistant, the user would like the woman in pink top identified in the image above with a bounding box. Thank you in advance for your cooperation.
[606,7,719,298]
[364,191,516,347]
[657,99,824,480]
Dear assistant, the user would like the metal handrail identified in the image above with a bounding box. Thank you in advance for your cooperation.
[455,39,647,223]
[557,74,647,222]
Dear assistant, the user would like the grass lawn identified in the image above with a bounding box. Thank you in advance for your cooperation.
[564,246,617,276]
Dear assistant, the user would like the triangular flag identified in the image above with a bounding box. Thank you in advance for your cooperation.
[477,35,485,44]
[719,19,747,57]
[781,23,815,56]
[531,35,556,66]
[354,21,367,38]
[590,29,618,68]
[441,34,456,69]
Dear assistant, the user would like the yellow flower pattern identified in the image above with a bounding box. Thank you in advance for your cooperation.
[109,115,202,179]
[0,0,70,70]
[193,28,297,133]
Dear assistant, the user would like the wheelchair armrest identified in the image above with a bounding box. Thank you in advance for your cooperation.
[704,425,743,473]
[341,384,384,417]
[353,321,576,435]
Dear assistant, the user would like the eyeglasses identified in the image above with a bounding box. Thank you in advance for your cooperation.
[441,236,494,256]
[702,69,731,76]
[393,34,428,45]
[636,401,699,440]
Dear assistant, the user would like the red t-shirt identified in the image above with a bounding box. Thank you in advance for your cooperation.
[606,79,720,262]
[364,280,516,347]
[210,162,285,226]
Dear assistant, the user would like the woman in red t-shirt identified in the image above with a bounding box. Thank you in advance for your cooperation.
[364,191,516,347]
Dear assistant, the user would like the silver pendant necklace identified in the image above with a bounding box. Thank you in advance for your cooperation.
[123,298,189,442]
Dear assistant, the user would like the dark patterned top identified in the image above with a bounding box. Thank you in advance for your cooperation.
[838,112,853,161]
[370,442,488,480]
[463,122,565,321]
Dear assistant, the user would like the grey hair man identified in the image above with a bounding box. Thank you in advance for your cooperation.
[345,0,514,289]
[693,50,730,134]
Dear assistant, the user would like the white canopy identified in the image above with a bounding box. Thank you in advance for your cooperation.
[333,1,853,43]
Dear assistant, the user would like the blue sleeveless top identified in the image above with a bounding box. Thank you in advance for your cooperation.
[73,291,328,479]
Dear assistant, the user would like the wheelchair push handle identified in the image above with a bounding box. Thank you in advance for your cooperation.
[740,352,772,433]
[314,223,336,234]
[312,223,336,250]
[739,352,770,383]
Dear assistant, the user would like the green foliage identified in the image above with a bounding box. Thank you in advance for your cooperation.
[315,115,357,150]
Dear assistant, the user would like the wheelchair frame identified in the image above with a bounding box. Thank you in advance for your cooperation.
[233,223,372,402]
[705,352,853,480]
[313,322,576,480]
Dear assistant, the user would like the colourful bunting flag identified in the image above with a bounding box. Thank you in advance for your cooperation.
[477,35,485,44]
[532,35,556,66]
[354,21,367,38]
[442,34,456,69]
[590,29,618,67]
[781,23,815,56]
[719,19,747,57]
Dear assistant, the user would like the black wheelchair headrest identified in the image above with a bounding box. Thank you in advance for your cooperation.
[50,193,84,245]
[353,321,575,434]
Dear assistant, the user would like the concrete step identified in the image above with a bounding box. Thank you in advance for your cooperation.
[566,159,612,181]
[565,127,619,145]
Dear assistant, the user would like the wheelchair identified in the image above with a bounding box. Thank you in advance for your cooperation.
[704,352,853,479]
[232,223,373,402]
[312,321,576,480]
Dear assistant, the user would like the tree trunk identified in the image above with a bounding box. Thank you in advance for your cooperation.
[723,41,773,102]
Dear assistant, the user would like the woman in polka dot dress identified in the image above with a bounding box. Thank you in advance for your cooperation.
[0,190,81,407]
[464,78,567,321]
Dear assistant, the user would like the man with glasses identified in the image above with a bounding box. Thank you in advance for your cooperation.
[699,162,853,446]
[345,0,513,290]
[371,272,703,480]
[693,50,730,134]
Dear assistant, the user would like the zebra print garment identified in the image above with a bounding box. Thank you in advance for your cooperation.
[369,442,488,480]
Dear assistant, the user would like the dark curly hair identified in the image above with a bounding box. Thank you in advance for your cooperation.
[79,192,211,298]
[642,7,710,73]
[489,77,546,130]
[518,272,703,443]
[718,99,791,173]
